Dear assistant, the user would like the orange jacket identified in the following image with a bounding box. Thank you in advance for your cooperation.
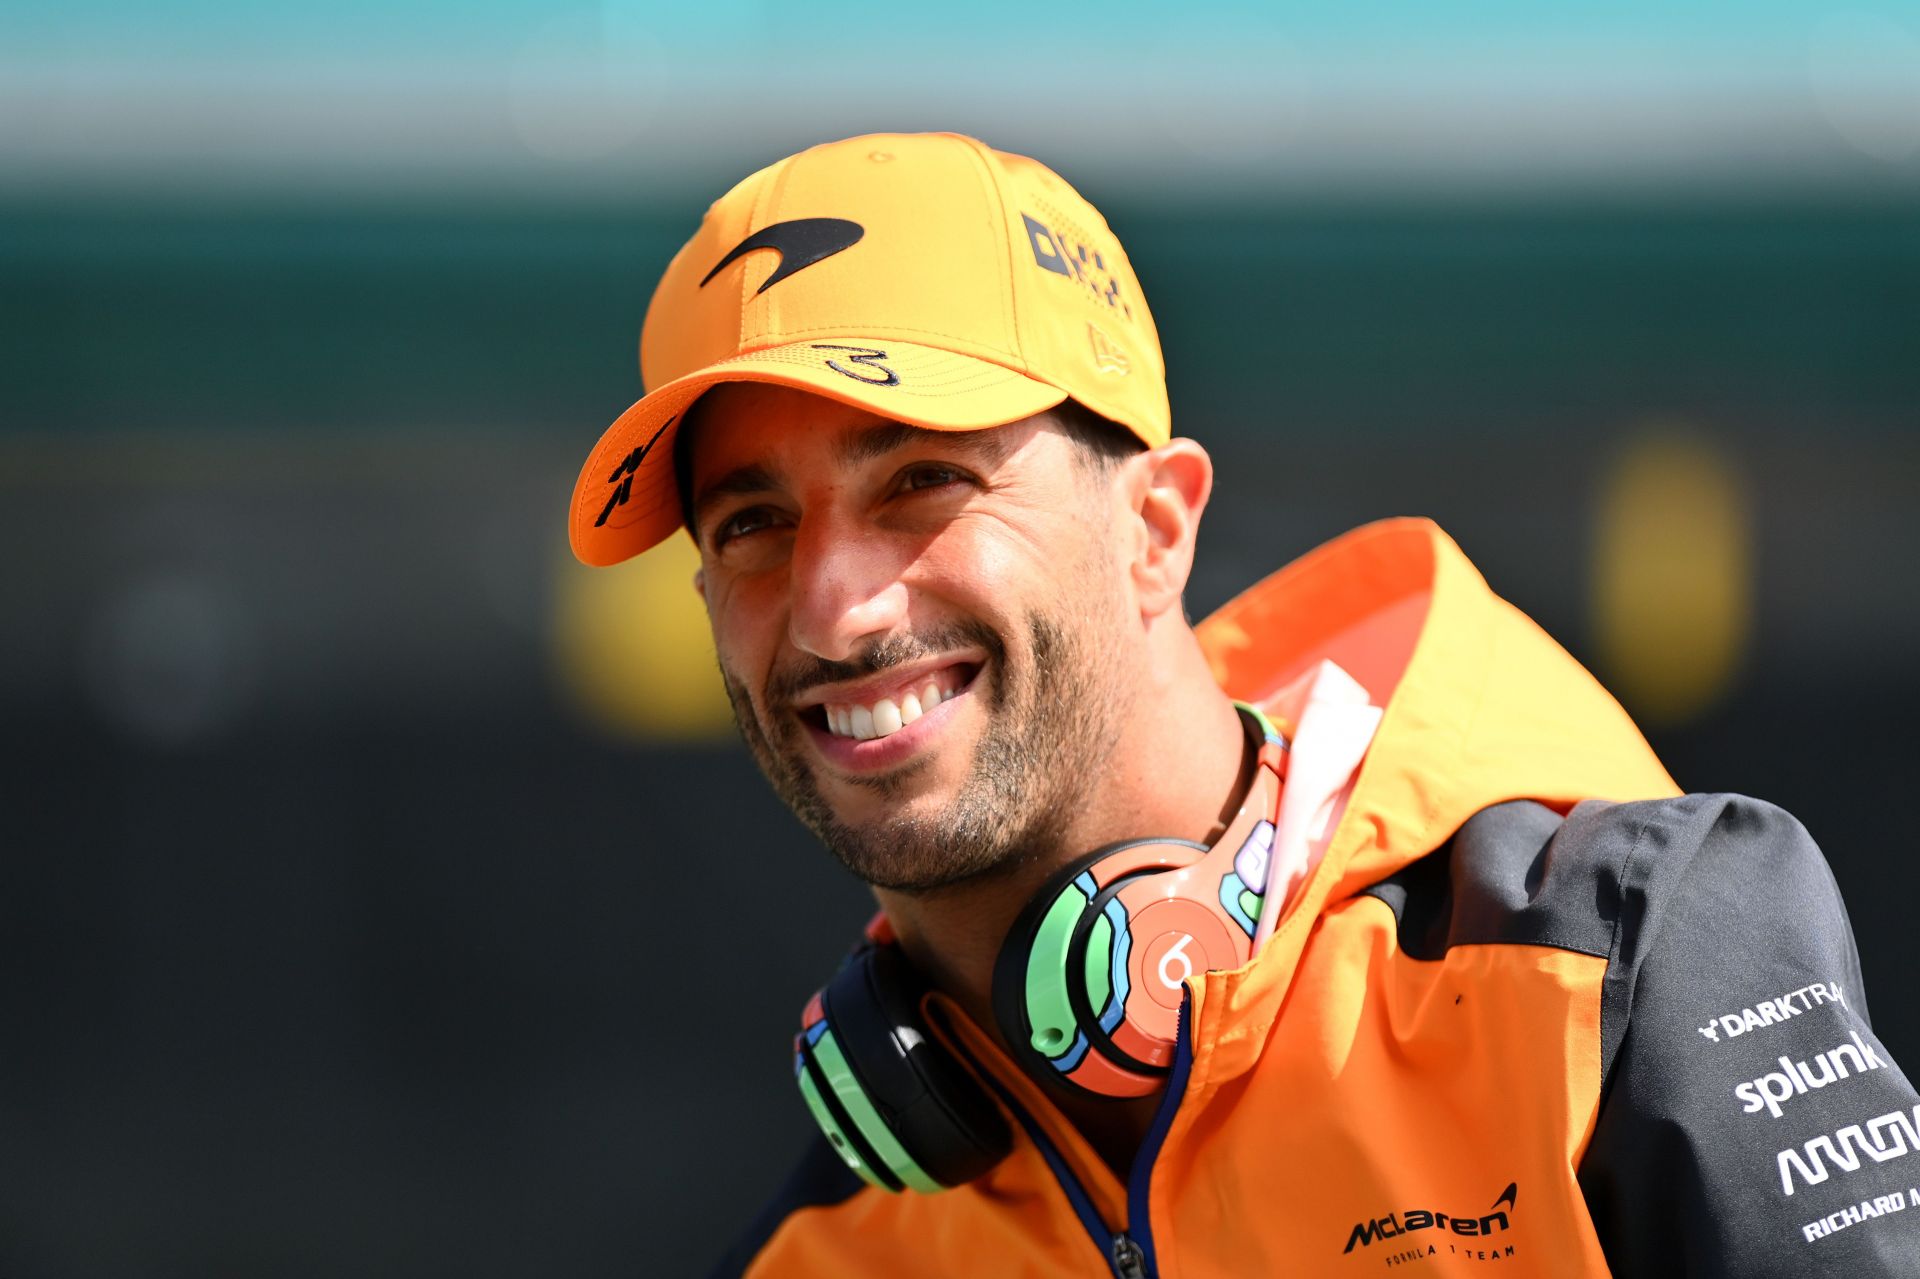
[717,519,1918,1277]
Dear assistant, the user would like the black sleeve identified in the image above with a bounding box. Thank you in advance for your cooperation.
[1575,794,1920,1276]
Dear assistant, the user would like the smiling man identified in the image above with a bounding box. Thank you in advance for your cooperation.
[568,134,1918,1278]
[684,390,1186,902]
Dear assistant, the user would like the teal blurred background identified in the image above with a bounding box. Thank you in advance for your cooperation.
[3,3,1918,1274]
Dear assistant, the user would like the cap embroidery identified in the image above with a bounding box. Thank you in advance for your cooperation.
[593,413,677,528]
[1019,212,1133,321]
[1088,324,1131,376]
[811,344,901,387]
[699,218,866,296]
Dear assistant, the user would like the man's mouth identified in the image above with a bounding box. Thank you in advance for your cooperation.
[796,662,981,744]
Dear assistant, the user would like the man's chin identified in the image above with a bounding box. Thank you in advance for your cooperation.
[821,814,1022,896]
[814,757,949,822]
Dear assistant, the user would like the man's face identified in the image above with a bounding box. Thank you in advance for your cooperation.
[685,383,1136,894]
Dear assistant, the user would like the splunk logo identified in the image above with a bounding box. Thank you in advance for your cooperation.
[1736,1031,1889,1119]
[1343,1182,1517,1254]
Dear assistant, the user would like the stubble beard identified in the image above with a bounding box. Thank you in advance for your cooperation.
[722,609,1127,895]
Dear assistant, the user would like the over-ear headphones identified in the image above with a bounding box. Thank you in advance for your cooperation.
[790,704,1288,1192]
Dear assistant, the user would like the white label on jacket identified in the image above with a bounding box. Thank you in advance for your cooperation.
[1776,1103,1920,1195]
[1801,1190,1911,1243]
[1734,1031,1889,1118]
[1697,982,1846,1043]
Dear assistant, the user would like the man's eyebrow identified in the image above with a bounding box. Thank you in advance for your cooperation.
[689,463,780,530]
[833,421,1007,469]
[690,424,1007,532]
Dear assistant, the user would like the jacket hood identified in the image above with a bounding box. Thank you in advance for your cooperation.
[1186,517,1679,1084]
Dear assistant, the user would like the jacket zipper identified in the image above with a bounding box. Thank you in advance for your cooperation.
[1110,1234,1149,1278]
[975,999,1196,1278]
[1117,999,1196,1278]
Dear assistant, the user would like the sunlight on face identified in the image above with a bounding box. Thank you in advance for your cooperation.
[685,383,1138,892]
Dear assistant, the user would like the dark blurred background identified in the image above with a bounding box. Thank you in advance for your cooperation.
[3,3,1917,1275]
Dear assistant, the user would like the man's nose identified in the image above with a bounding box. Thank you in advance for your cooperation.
[785,518,910,662]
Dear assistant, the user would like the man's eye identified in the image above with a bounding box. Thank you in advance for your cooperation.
[714,506,781,546]
[900,464,966,492]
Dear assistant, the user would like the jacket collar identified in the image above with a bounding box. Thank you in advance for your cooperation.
[1187,517,1679,1088]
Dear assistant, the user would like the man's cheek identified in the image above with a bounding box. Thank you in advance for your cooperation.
[716,668,767,735]
[712,647,764,713]
[704,584,764,658]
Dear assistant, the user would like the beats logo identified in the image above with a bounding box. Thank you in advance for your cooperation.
[1131,898,1237,1018]
[1156,935,1196,991]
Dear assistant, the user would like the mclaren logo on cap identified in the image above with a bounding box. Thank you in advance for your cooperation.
[701,218,865,295]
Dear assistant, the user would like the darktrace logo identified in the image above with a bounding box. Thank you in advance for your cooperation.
[1343,1182,1518,1266]
[700,218,864,295]
[1019,212,1133,320]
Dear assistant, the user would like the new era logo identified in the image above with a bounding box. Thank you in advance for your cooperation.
[1088,323,1130,376]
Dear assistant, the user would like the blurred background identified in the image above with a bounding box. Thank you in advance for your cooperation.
[3,1,1917,1274]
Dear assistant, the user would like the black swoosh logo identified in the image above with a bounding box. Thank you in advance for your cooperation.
[699,218,865,295]
[1492,1183,1517,1212]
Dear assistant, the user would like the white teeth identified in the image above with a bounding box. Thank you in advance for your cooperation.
[821,675,962,740]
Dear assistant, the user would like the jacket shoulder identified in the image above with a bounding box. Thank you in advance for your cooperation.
[1567,793,1865,1077]
[1366,793,1918,1273]
[1362,792,1856,1082]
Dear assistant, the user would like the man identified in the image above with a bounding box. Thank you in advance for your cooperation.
[568,133,1919,1276]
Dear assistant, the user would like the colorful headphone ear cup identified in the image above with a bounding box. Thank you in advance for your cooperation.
[794,1018,910,1193]
[991,839,1206,1098]
[805,945,1011,1192]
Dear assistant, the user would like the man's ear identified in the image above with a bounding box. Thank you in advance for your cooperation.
[1125,438,1213,620]
[693,567,706,603]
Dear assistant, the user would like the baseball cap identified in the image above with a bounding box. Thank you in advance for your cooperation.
[567,131,1169,567]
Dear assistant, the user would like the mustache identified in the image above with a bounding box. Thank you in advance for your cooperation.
[769,620,1005,706]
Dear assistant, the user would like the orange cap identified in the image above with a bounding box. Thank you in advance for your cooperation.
[567,131,1170,566]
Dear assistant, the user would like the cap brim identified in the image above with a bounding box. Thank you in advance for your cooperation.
[568,338,1069,567]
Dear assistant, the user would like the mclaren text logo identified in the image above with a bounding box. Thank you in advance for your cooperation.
[1344,1182,1517,1256]
[1778,1104,1920,1195]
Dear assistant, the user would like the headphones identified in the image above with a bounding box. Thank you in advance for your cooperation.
[790,704,1288,1192]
